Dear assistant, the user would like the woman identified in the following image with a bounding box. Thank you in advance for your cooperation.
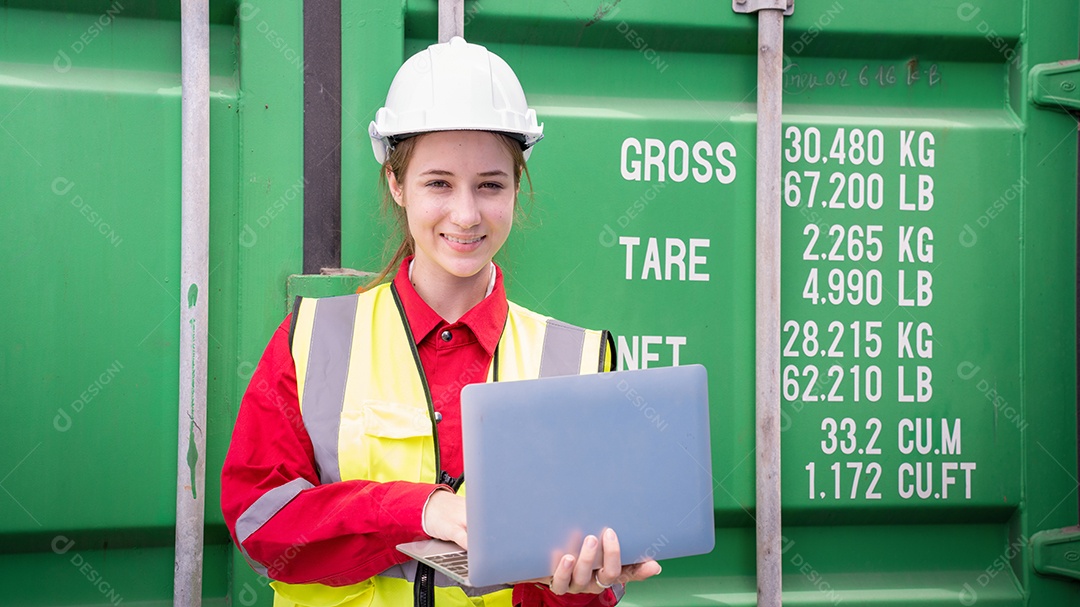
[221,37,660,607]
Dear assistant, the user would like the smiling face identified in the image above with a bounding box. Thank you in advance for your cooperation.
[388,130,518,294]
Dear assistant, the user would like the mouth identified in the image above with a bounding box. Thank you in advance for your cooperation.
[442,234,485,245]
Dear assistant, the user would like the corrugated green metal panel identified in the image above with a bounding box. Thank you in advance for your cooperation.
[340,0,406,280]
[779,115,1024,523]
[226,0,306,604]
[0,0,299,603]
[2,545,230,606]
[0,3,238,531]
[404,1,1023,61]
[337,1,1078,605]
[0,0,240,24]
[1018,1,1080,605]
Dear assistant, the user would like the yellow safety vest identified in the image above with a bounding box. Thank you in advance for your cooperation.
[270,282,612,607]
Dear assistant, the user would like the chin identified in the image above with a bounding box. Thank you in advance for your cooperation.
[432,255,488,277]
[446,263,490,279]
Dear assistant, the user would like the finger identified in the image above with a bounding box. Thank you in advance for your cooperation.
[597,528,621,586]
[619,559,662,583]
[549,555,575,595]
[571,535,600,592]
[450,527,468,551]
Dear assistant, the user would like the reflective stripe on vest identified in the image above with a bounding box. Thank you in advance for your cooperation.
[234,477,315,577]
[294,295,357,484]
[268,282,610,607]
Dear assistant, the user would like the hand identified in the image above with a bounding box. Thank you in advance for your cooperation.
[547,528,661,595]
[422,489,468,550]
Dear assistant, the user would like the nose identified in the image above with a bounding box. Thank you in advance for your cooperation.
[447,190,481,229]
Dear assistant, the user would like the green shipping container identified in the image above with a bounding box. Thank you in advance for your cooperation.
[1,1,1077,605]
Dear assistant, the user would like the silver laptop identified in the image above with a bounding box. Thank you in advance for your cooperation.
[397,364,715,587]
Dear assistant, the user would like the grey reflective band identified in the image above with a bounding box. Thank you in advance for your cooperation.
[538,319,586,378]
[235,476,315,570]
[379,561,512,597]
[238,543,269,577]
[301,295,358,484]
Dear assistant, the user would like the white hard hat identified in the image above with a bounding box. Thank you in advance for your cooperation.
[369,37,544,164]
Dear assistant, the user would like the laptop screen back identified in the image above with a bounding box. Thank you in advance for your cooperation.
[460,364,715,587]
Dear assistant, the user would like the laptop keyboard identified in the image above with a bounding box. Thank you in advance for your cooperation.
[429,550,469,576]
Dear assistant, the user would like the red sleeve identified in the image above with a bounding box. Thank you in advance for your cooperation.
[513,584,619,606]
[221,317,442,586]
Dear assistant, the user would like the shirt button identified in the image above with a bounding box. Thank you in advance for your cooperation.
[440,330,452,342]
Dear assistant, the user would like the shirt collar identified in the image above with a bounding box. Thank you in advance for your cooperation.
[391,256,509,356]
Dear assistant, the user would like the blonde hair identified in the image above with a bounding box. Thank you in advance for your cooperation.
[362,132,533,290]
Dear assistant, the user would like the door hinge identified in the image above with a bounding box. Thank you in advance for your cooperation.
[1032,526,1080,582]
[1030,60,1080,112]
[732,0,793,17]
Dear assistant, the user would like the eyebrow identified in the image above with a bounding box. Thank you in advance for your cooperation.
[418,169,511,178]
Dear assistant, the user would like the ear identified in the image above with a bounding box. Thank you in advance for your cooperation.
[387,169,405,207]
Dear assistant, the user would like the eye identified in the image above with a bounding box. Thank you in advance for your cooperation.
[426,180,450,189]
[479,182,505,190]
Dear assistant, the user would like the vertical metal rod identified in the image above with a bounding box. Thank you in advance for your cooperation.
[438,0,465,42]
[175,0,209,605]
[755,8,784,607]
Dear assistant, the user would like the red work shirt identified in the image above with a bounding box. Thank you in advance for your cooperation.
[221,258,616,606]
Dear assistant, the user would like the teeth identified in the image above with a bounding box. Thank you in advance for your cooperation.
[445,234,483,244]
